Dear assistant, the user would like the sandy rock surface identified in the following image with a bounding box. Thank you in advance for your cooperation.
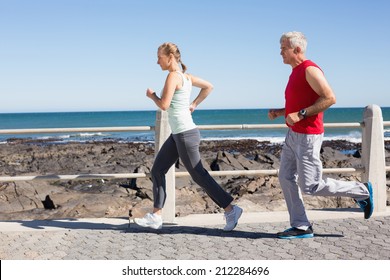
[0,139,389,220]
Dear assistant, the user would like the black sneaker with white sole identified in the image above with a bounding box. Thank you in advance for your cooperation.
[354,182,374,219]
[277,226,314,239]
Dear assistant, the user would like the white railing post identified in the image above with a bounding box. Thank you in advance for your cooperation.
[155,110,176,223]
[361,104,387,213]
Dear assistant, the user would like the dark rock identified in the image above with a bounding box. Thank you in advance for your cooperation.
[42,195,56,210]
[353,150,361,158]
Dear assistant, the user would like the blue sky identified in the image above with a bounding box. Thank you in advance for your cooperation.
[1,0,389,113]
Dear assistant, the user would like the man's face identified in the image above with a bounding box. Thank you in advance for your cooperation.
[280,39,295,65]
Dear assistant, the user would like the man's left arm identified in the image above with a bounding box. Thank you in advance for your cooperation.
[304,66,336,116]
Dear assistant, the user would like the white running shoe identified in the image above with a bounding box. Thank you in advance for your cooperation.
[134,213,163,229]
[223,205,243,231]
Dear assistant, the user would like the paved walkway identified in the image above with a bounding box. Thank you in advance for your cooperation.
[1,208,390,260]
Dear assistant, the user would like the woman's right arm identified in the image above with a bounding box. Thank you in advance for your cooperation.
[189,74,214,113]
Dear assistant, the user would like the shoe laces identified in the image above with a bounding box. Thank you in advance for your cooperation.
[356,199,368,209]
[144,213,158,222]
[224,208,236,222]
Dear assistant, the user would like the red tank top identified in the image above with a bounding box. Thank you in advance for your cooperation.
[285,60,324,134]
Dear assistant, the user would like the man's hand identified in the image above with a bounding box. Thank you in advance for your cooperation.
[285,112,302,126]
[268,108,285,120]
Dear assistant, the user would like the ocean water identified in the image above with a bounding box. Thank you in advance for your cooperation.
[0,107,389,144]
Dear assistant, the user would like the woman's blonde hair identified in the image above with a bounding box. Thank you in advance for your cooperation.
[158,42,187,73]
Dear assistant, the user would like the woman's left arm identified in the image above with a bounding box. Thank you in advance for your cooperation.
[189,74,214,112]
[146,72,180,111]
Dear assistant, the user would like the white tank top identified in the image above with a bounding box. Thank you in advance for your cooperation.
[167,71,197,134]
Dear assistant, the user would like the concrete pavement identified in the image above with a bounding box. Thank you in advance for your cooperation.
[1,208,390,260]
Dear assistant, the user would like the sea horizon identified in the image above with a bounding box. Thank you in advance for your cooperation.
[1,107,389,144]
[2,105,389,114]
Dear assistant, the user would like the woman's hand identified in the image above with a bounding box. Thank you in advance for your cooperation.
[146,88,156,99]
[189,103,196,113]
[189,74,214,111]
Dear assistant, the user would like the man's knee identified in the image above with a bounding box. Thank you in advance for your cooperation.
[278,169,295,185]
[297,179,318,195]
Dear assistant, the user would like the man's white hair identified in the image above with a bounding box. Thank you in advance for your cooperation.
[280,31,307,53]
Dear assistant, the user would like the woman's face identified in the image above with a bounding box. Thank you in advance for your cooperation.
[157,49,170,70]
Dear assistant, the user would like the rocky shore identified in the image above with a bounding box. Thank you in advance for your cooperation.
[0,139,389,220]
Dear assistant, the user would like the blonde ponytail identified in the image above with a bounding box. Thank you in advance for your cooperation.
[158,42,187,72]
[180,61,187,73]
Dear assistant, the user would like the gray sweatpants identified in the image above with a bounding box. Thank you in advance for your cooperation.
[151,128,233,209]
[279,129,369,228]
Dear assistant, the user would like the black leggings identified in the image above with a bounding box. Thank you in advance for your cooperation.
[151,128,233,209]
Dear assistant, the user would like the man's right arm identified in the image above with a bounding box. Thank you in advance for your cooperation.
[268,108,285,120]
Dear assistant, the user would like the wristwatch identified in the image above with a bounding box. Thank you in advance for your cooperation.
[299,109,307,119]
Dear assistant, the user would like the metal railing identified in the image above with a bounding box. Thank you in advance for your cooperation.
[0,105,389,222]
[0,122,370,183]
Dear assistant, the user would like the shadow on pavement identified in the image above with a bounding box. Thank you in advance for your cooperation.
[126,223,344,239]
[0,218,129,230]
[0,219,345,239]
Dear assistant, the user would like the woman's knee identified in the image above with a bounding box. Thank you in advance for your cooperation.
[151,164,166,178]
[189,167,212,186]
[190,171,207,185]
